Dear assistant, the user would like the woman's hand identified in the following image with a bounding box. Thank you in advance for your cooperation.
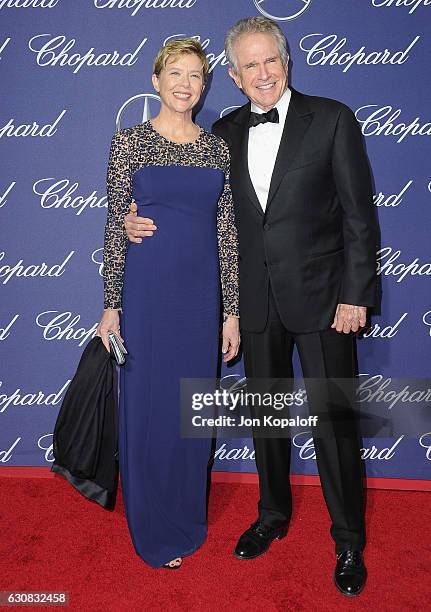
[96,309,122,353]
[222,316,240,362]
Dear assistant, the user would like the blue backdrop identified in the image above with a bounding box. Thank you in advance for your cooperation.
[1,0,430,483]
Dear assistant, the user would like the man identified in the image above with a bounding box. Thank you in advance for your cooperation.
[123,17,379,596]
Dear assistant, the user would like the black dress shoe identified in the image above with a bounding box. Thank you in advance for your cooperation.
[334,549,367,596]
[234,520,288,560]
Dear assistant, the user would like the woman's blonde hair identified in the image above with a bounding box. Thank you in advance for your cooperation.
[153,38,210,83]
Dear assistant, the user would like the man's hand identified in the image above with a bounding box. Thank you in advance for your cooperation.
[331,304,367,334]
[222,316,240,362]
[124,200,157,243]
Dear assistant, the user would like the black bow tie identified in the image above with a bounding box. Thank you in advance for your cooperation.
[248,107,279,128]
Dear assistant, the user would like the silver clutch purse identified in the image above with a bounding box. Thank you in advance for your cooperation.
[107,331,128,365]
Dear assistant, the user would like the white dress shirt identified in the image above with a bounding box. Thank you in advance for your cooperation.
[248,87,292,212]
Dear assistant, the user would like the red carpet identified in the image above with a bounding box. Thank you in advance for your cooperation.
[1,477,430,611]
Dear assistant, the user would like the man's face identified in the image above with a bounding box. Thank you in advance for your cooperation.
[228,32,288,112]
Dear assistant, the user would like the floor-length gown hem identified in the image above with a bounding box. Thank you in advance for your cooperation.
[134,529,208,569]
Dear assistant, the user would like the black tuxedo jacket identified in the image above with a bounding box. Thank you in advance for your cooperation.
[212,88,380,333]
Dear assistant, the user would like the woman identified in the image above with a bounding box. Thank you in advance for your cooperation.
[96,39,240,569]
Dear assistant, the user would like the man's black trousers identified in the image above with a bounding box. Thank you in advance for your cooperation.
[241,285,366,553]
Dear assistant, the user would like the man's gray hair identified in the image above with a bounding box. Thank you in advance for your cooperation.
[225,16,289,74]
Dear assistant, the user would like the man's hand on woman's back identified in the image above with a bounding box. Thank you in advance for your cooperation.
[124,200,157,243]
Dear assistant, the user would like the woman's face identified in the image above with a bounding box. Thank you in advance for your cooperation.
[152,52,205,116]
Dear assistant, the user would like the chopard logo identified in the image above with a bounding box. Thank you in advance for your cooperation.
[355,105,431,143]
[254,0,312,21]
[0,379,69,413]
[35,311,98,347]
[0,0,60,8]
[28,34,147,74]
[0,110,66,138]
[116,93,160,131]
[292,431,404,461]
[357,375,431,410]
[377,247,431,282]
[215,442,255,461]
[374,180,413,207]
[0,251,74,284]
[94,0,198,16]
[362,313,408,338]
[299,33,420,73]
[372,0,431,13]
[33,178,107,215]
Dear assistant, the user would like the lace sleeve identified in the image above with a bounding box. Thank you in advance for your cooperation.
[216,140,240,319]
[103,130,132,310]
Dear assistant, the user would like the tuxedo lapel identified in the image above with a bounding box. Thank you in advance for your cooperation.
[230,103,263,216]
[265,89,314,214]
